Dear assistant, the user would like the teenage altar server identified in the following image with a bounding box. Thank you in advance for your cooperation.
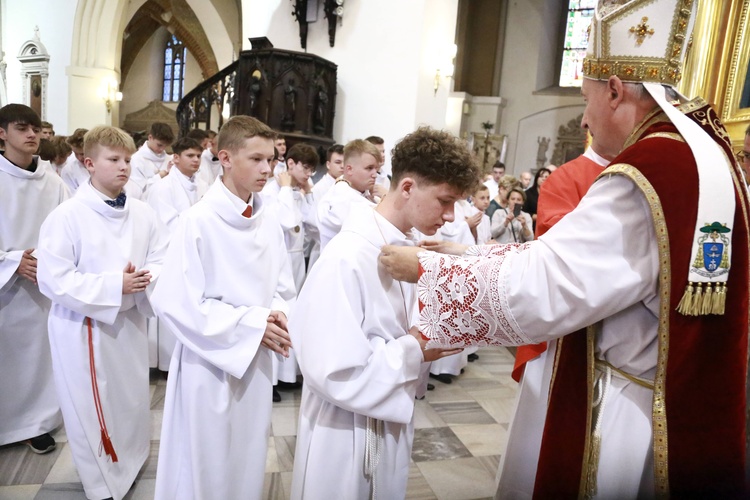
[317,139,380,249]
[146,137,207,371]
[37,126,167,500]
[196,130,221,186]
[128,122,174,197]
[290,127,478,499]
[151,116,296,500]
[60,128,89,193]
[0,104,67,455]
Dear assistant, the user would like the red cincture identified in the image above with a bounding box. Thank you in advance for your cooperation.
[87,317,118,463]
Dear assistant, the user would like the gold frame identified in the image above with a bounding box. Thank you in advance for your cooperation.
[720,1,750,135]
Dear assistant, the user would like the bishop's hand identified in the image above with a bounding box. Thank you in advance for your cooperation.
[418,240,468,256]
[379,245,422,283]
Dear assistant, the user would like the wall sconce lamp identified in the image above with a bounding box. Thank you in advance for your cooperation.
[98,78,123,114]
[434,43,457,96]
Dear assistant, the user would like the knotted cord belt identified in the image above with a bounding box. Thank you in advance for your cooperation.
[87,317,118,462]
[364,416,383,499]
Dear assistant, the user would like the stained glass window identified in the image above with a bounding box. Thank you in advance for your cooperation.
[163,35,186,102]
[559,0,596,87]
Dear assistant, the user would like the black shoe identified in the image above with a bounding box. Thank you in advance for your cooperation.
[24,433,56,454]
[427,383,435,391]
[276,381,302,390]
[272,388,281,402]
[460,368,465,374]
[468,353,479,362]
[429,373,452,384]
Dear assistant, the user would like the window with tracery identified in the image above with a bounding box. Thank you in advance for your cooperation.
[163,35,186,102]
[559,0,596,87]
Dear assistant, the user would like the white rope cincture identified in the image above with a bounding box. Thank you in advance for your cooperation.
[364,416,383,500]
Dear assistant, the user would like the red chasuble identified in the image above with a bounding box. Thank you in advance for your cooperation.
[511,154,607,383]
[534,104,750,498]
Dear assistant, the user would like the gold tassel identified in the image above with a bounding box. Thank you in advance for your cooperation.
[718,283,727,315]
[701,283,713,315]
[711,283,722,315]
[676,282,695,315]
[690,282,703,316]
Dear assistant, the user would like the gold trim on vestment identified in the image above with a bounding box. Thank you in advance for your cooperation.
[597,163,672,498]
[547,337,565,406]
[642,132,685,142]
[622,109,667,151]
[579,326,597,499]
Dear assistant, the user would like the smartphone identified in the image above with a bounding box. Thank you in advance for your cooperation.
[513,205,522,217]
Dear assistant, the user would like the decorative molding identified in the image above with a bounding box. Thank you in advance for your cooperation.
[122,100,179,134]
[550,113,586,166]
[18,27,50,120]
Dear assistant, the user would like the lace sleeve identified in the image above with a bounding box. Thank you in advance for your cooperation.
[464,242,530,258]
[417,245,533,349]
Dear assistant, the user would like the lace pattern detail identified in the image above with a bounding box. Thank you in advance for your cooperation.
[465,243,530,258]
[418,246,533,348]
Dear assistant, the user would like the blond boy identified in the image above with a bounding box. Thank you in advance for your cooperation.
[152,115,296,500]
[37,126,167,500]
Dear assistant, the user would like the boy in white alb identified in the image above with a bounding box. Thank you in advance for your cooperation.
[262,142,318,398]
[151,116,296,500]
[317,139,380,250]
[0,104,67,455]
[308,144,344,269]
[197,129,220,186]
[37,126,168,500]
[470,184,494,245]
[128,122,174,197]
[60,128,90,193]
[290,127,479,499]
[146,137,208,371]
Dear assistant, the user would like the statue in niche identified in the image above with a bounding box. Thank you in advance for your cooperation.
[248,74,261,116]
[282,78,298,130]
[536,136,550,170]
[313,87,328,135]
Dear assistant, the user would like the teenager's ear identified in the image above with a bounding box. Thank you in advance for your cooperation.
[399,177,415,197]
[218,150,232,169]
[83,157,95,173]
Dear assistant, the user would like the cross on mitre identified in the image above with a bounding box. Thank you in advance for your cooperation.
[629,16,655,45]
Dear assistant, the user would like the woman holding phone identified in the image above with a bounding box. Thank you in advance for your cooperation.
[490,187,534,243]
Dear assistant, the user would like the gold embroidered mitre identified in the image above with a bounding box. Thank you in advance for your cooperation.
[583,0,697,86]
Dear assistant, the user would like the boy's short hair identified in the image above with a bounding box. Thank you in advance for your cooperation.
[172,137,203,155]
[474,184,489,194]
[84,126,137,158]
[326,144,344,162]
[365,135,384,146]
[344,139,381,165]
[186,128,209,143]
[273,147,279,161]
[391,127,480,195]
[50,136,72,159]
[206,129,217,139]
[67,128,88,149]
[41,121,54,130]
[492,161,505,171]
[217,115,276,153]
[37,139,55,161]
[149,122,175,143]
[0,104,42,130]
[287,143,319,168]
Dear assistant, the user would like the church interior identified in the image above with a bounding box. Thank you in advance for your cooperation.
[1,0,750,498]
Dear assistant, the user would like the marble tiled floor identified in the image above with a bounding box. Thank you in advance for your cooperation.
[0,347,518,500]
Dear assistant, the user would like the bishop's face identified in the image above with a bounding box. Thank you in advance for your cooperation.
[406,180,464,236]
[581,78,620,158]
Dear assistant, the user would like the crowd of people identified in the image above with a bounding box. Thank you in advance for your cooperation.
[3,1,749,497]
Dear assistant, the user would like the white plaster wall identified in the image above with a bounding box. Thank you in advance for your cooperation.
[242,0,458,175]
[119,27,202,127]
[3,0,76,133]
[498,0,585,174]
[515,104,585,173]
